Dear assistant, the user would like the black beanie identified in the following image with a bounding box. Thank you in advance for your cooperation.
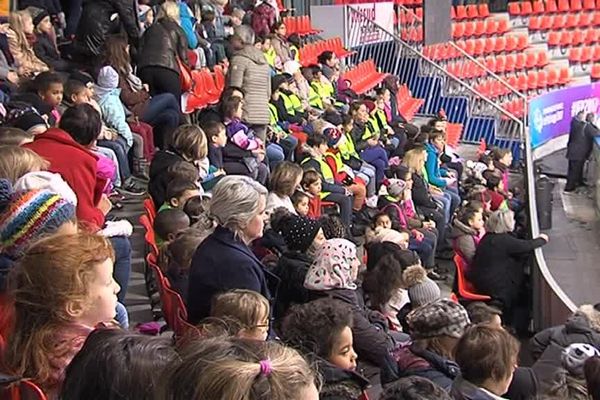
[279,214,322,252]
[29,7,50,27]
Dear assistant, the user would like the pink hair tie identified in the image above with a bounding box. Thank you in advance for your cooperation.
[259,359,272,377]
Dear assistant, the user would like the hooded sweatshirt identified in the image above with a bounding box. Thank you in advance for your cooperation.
[94,66,133,147]
[449,219,483,263]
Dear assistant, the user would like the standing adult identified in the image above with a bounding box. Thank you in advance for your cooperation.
[138,1,189,104]
[187,176,279,324]
[227,25,271,142]
[73,0,140,61]
[565,110,592,192]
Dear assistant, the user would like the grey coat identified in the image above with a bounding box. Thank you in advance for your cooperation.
[227,45,271,126]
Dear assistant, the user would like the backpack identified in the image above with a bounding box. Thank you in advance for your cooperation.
[251,2,276,37]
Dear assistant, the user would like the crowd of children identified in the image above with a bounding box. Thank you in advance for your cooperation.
[0,0,597,399]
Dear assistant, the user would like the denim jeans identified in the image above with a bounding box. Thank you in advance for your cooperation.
[142,93,181,149]
[115,302,129,329]
[356,162,377,197]
[323,192,353,226]
[109,236,131,303]
[360,145,388,186]
[98,137,131,183]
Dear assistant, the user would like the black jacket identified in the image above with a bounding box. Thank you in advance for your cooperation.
[566,117,592,161]
[469,233,546,311]
[308,288,395,372]
[531,309,600,392]
[316,358,370,400]
[138,18,188,74]
[392,343,460,390]
[33,33,69,71]
[148,149,189,207]
[19,0,61,14]
[272,251,313,320]
[75,0,140,57]
[411,173,439,210]
[188,226,280,324]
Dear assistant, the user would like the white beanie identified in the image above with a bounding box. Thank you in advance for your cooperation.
[97,66,120,89]
[283,60,302,76]
[14,171,78,206]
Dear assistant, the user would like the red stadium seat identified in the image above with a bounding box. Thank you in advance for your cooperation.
[525,51,538,69]
[559,66,572,84]
[455,5,467,20]
[537,70,548,89]
[516,34,529,51]
[546,0,558,12]
[580,13,592,28]
[478,3,490,18]
[548,31,561,47]
[472,38,485,56]
[495,55,506,73]
[540,15,554,31]
[584,0,596,10]
[594,11,600,27]
[515,53,527,70]
[581,46,593,63]
[558,0,570,11]
[560,30,574,47]
[565,14,579,30]
[571,0,583,11]
[593,45,600,61]
[569,47,582,62]
[546,67,559,86]
[494,36,506,53]
[484,37,496,54]
[452,22,464,39]
[466,4,478,19]
[573,29,586,46]
[485,19,498,36]
[529,16,541,31]
[520,1,533,15]
[508,2,521,15]
[591,63,600,79]
[504,53,516,72]
[585,28,599,45]
[463,21,475,37]
[474,20,486,36]
[454,255,491,301]
[496,18,510,34]
[552,14,566,30]
[532,1,545,13]
[537,51,550,67]
[505,35,518,52]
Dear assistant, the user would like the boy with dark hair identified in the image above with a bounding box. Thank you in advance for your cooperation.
[160,178,201,211]
[154,208,191,243]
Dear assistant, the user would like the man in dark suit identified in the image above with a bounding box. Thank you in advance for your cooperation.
[565,111,592,192]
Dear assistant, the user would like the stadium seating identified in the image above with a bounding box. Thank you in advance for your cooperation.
[396,84,425,121]
[453,255,492,301]
[298,37,354,66]
[283,16,321,36]
[340,60,389,94]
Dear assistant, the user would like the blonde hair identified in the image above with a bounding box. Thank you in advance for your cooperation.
[9,10,33,55]
[269,161,303,197]
[157,1,181,23]
[0,146,49,184]
[4,232,115,388]
[171,125,208,162]
[210,289,270,333]
[485,209,515,234]
[159,337,318,400]
[403,148,426,176]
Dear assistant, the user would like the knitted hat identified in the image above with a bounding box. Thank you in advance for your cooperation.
[14,171,78,206]
[324,127,342,148]
[28,6,50,27]
[97,66,120,89]
[387,178,407,198]
[0,179,76,258]
[562,343,600,377]
[407,298,470,340]
[279,214,322,252]
[403,265,441,307]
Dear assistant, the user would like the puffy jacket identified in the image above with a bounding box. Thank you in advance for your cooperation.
[449,219,481,263]
[316,357,370,400]
[531,306,600,392]
[94,87,133,148]
[392,342,460,390]
[75,0,140,57]
[138,18,189,74]
[33,32,69,71]
[272,251,313,320]
[227,45,271,125]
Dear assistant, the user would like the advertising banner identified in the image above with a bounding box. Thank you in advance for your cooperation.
[529,83,600,149]
[346,2,395,47]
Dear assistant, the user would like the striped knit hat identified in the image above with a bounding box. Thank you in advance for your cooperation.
[0,179,76,258]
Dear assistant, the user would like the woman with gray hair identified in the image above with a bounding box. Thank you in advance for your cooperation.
[187,175,280,324]
[226,25,271,141]
[469,209,548,326]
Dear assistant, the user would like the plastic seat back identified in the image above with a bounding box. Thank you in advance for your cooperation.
[140,215,159,256]
[143,198,156,222]
[453,254,491,301]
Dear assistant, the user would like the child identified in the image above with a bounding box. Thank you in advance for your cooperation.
[373,211,392,230]
[6,9,49,77]
[183,195,210,226]
[492,147,512,193]
[154,208,191,244]
[301,169,323,219]
[425,130,460,216]
[291,190,310,217]
[465,301,503,329]
[281,298,370,399]
[398,264,441,332]
[450,207,485,264]
[3,232,120,398]
[34,71,63,125]
[29,7,69,71]
[208,289,271,340]
[160,178,201,211]
[320,214,348,239]
[0,127,34,146]
[302,134,353,227]
[203,120,227,190]
[547,343,600,400]
[158,338,318,399]
[350,101,388,187]
[482,170,508,211]
[267,161,303,215]
[304,238,395,371]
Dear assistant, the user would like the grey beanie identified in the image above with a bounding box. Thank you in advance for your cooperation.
[403,265,441,307]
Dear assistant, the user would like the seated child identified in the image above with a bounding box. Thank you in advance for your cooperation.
[350,101,388,187]
[482,170,508,211]
[202,120,227,191]
[154,208,190,244]
[3,232,120,398]
[33,71,63,125]
[291,190,310,217]
[267,161,303,215]
[183,195,210,226]
[205,289,270,340]
[398,263,441,333]
[450,207,485,264]
[159,178,201,211]
[30,8,70,71]
[300,169,322,219]
[281,298,370,399]
[320,214,348,239]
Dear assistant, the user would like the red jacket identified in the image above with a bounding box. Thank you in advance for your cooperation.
[24,128,106,229]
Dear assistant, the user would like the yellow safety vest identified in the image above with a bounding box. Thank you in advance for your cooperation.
[289,93,303,113]
[361,121,377,141]
[268,103,279,125]
[338,131,358,160]
[264,48,277,68]
[301,155,334,199]
[371,109,389,133]
[308,85,324,109]
[290,44,300,62]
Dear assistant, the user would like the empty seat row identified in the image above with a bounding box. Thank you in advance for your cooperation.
[340,60,388,94]
[396,84,424,121]
[298,37,353,66]
[567,44,600,62]
[445,51,549,80]
[283,16,321,36]
[528,12,600,30]
[183,66,226,113]
[422,35,532,62]
[451,4,490,20]
[509,0,600,16]
[452,18,511,38]
[547,27,600,46]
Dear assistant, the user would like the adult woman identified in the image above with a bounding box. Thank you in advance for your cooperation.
[451,325,520,400]
[271,21,293,64]
[392,299,469,390]
[137,1,188,104]
[187,176,279,324]
[469,209,548,321]
[102,35,181,149]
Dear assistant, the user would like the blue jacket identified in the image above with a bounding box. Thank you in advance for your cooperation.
[95,87,133,148]
[187,225,280,324]
[178,1,198,49]
[425,142,448,188]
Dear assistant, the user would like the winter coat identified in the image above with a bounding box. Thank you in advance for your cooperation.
[94,87,133,147]
[227,45,271,125]
[187,225,280,324]
[469,233,546,311]
[410,172,439,210]
[32,32,68,71]
[272,251,312,319]
[450,376,505,400]
[148,149,191,207]
[582,121,600,160]
[24,128,106,229]
[392,342,460,390]
[567,117,591,161]
[271,34,293,63]
[118,74,150,118]
[178,1,199,49]
[449,219,481,263]
[75,0,140,57]
[138,18,188,74]
[531,307,600,392]
[424,142,449,188]
[18,0,62,15]
[308,288,395,372]
[0,39,15,81]
[5,26,48,77]
[316,358,370,400]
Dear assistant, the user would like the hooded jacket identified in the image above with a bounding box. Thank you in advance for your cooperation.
[138,18,189,74]
[425,142,449,188]
[94,66,133,147]
[449,219,481,263]
[227,46,271,125]
[531,305,600,392]
[316,358,370,400]
[391,342,460,389]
